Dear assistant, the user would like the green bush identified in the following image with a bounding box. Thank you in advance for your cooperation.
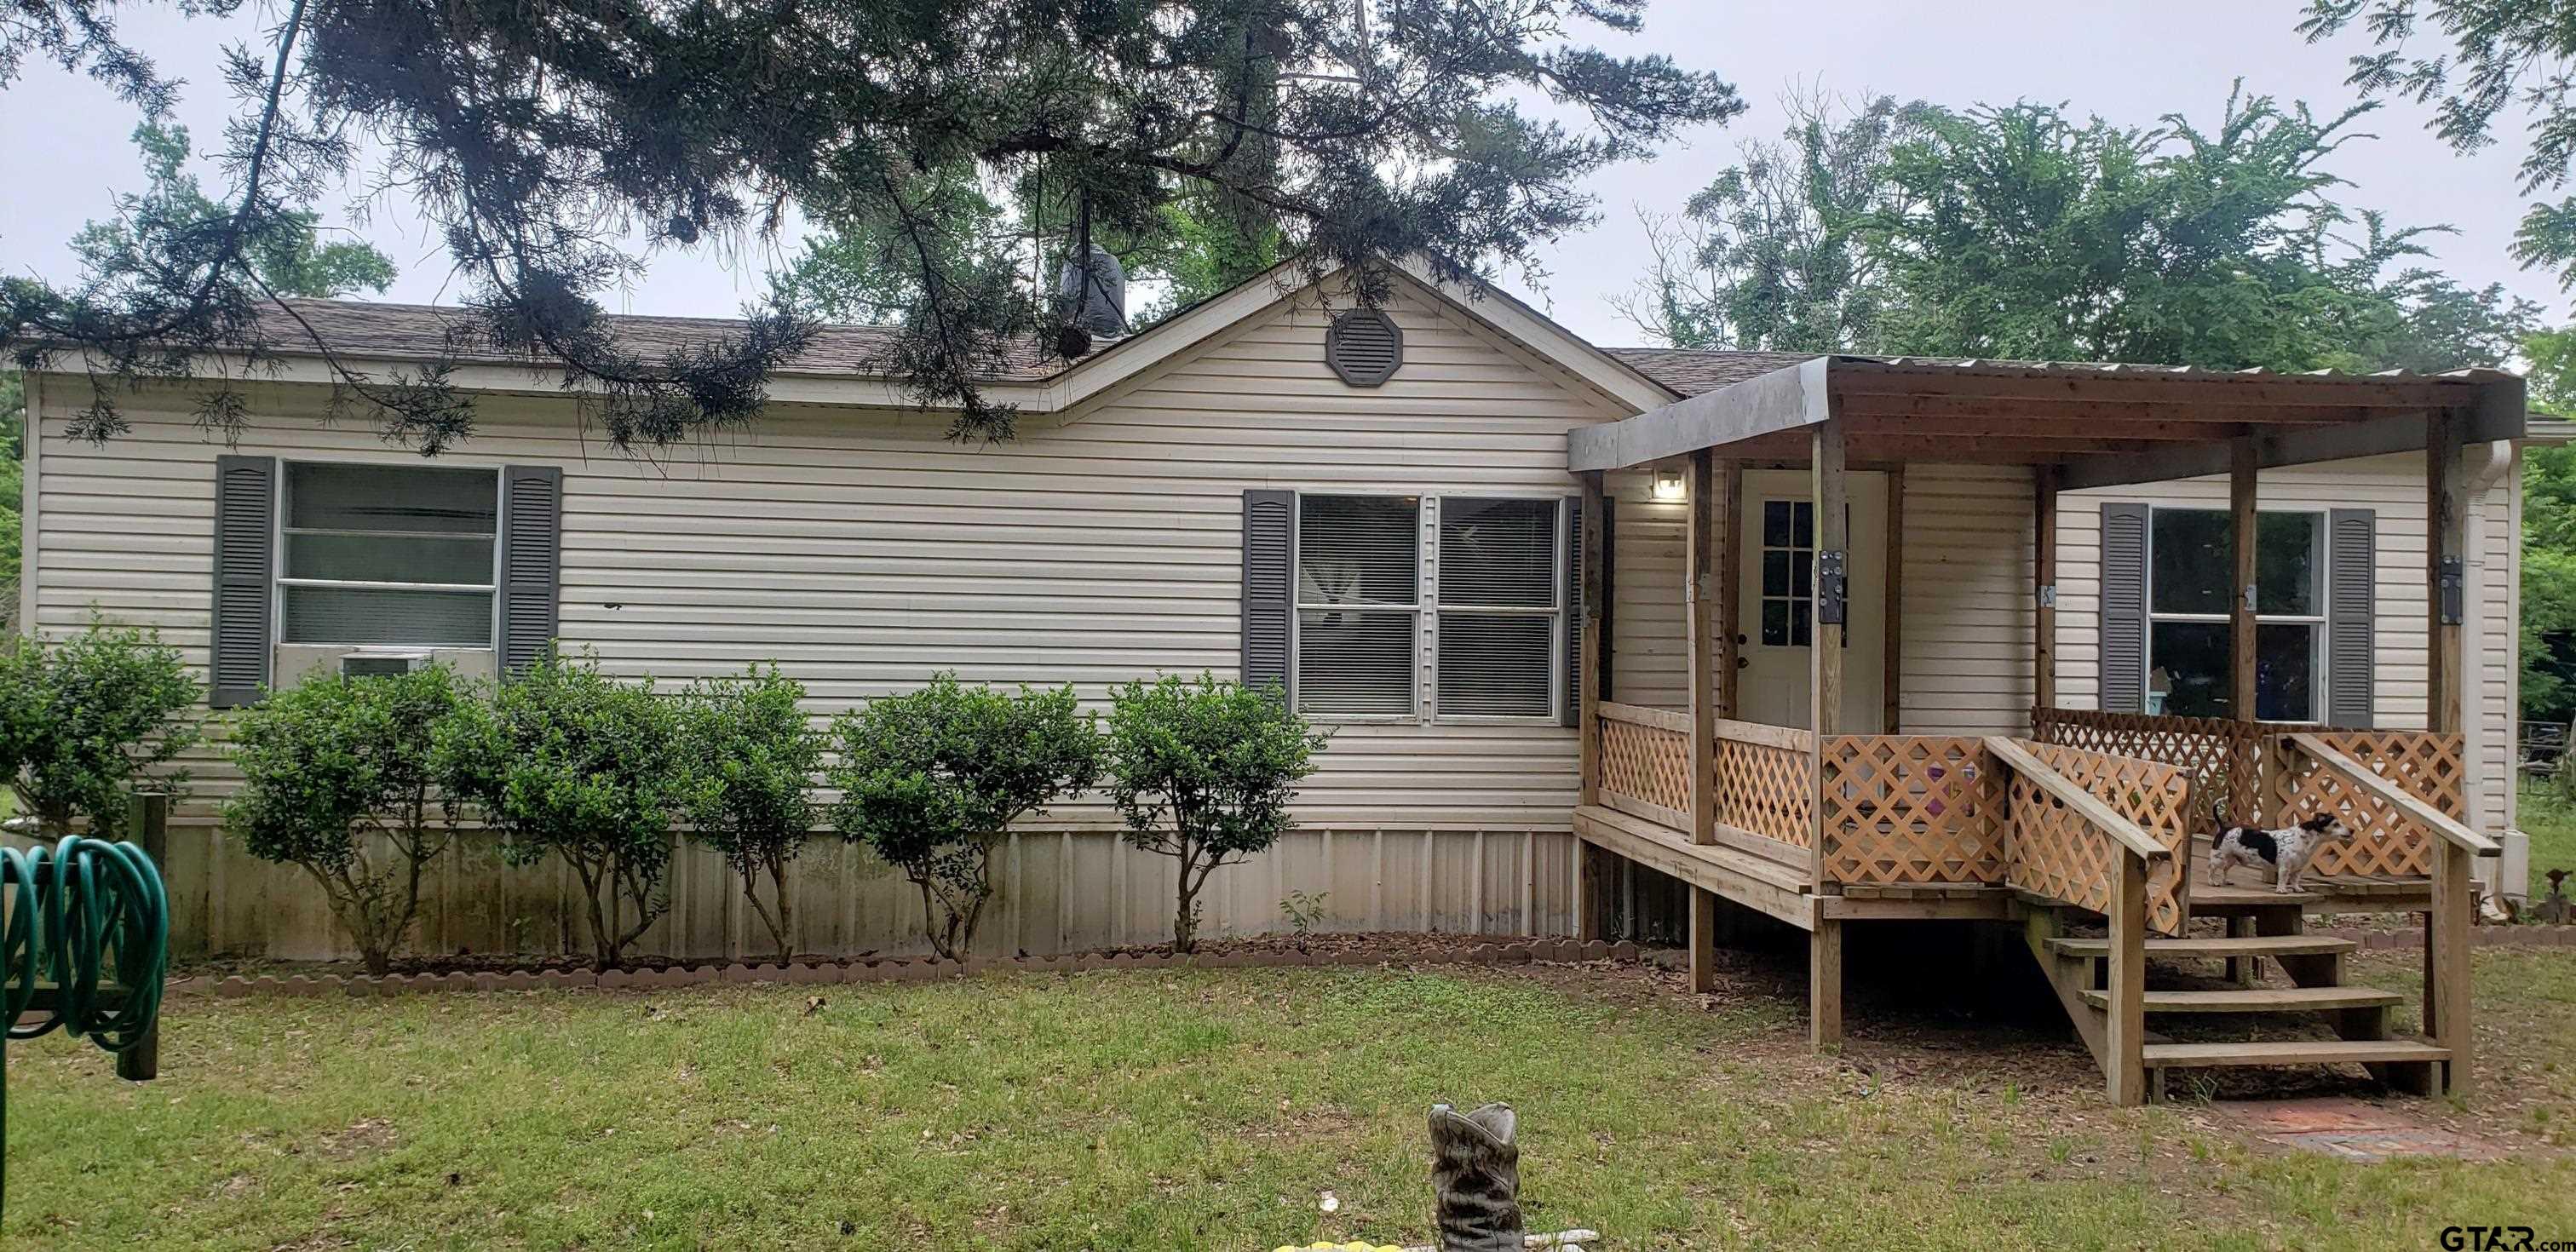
[676,664,822,963]
[222,665,465,975]
[432,650,682,970]
[0,617,198,835]
[828,675,1100,960]
[1103,675,1325,952]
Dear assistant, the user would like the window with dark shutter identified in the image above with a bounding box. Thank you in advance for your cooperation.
[2098,502,2149,714]
[497,465,564,675]
[1295,495,1420,715]
[1240,490,1296,697]
[1325,309,1403,387]
[209,455,276,707]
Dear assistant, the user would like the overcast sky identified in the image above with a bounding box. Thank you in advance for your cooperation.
[1,1,2562,347]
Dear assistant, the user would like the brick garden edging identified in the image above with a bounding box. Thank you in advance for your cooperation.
[2321,925,2576,950]
[169,939,1648,1000]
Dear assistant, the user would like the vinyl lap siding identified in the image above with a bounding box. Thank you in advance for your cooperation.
[31,279,1635,838]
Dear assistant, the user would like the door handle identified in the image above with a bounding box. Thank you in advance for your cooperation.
[1736,657,1750,669]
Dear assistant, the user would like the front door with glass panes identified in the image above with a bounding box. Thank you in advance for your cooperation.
[1733,470,1887,731]
[2145,508,2325,721]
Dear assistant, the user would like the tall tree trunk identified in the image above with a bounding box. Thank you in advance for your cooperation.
[1172,842,1201,953]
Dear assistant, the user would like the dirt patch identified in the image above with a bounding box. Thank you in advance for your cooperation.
[312,1117,398,1162]
[2217,1096,2508,1161]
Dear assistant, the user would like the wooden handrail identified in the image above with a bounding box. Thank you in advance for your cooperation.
[1598,701,1690,733]
[2284,732,2500,858]
[1712,717,1814,752]
[1983,736,2172,863]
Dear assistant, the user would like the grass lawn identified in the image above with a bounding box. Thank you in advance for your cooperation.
[2523,790,2576,899]
[10,952,2576,1249]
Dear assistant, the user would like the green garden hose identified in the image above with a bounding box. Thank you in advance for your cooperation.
[0,835,170,1216]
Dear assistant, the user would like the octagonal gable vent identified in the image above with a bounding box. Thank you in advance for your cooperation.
[1326,308,1403,387]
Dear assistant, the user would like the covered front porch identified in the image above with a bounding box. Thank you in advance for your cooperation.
[1563,356,2520,1105]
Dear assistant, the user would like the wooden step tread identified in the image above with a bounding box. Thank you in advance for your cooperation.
[2047,935,2357,959]
[2143,1038,2448,1069]
[2188,885,2322,907]
[2081,986,2401,1014]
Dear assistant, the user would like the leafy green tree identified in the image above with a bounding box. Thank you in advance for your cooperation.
[222,666,464,975]
[676,664,822,964]
[0,617,198,835]
[2522,326,2576,727]
[431,651,683,970]
[1102,674,1325,953]
[1619,89,1931,351]
[3,0,1738,448]
[74,123,396,302]
[2298,1,2576,287]
[1633,86,2533,371]
[827,675,1100,961]
[0,371,20,621]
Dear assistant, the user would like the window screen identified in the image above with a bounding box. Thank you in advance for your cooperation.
[280,462,498,646]
[1296,496,1419,715]
[1436,498,1559,717]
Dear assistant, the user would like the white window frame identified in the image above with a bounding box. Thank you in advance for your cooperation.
[273,458,505,651]
[2144,505,2328,724]
[1288,492,1569,726]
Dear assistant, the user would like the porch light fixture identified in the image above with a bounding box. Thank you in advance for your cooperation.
[1651,466,1687,502]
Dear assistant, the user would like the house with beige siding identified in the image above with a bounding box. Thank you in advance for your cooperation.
[18,259,2548,1101]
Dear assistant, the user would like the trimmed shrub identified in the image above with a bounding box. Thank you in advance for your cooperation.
[676,663,822,963]
[828,675,1100,961]
[223,664,465,975]
[0,617,198,835]
[432,650,681,970]
[1103,674,1325,952]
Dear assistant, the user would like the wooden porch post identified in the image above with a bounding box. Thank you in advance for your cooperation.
[2225,439,2262,830]
[2033,466,2059,721]
[1574,470,1610,942]
[2229,439,2259,726]
[1716,460,1745,721]
[2425,412,2474,1095]
[1809,420,1848,1051]
[1686,449,1721,993]
[2105,851,2148,1106]
[1883,467,1905,734]
[1578,471,1607,809]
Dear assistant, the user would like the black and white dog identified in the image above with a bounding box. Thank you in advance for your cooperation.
[2207,813,2356,893]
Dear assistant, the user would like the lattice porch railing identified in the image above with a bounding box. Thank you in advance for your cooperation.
[1711,720,1815,850]
[2263,730,2470,877]
[1816,736,2004,884]
[1596,703,1693,830]
[1993,738,2196,936]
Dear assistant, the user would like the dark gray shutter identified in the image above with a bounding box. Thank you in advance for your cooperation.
[497,465,563,675]
[208,455,275,708]
[2326,508,2376,728]
[1241,489,1296,698]
[1561,496,1582,727]
[2099,502,2149,714]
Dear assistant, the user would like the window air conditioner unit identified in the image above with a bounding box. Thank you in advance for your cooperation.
[341,652,429,680]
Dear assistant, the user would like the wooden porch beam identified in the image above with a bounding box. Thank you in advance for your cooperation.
[1848,414,2265,440]
[1884,467,1906,733]
[1834,395,2368,424]
[1569,357,1830,472]
[2231,439,2259,722]
[1830,369,2488,410]
[2061,384,2521,491]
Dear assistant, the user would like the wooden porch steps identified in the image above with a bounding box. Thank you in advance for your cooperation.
[2142,1038,2450,1070]
[2081,985,2402,1014]
[2045,934,2357,960]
